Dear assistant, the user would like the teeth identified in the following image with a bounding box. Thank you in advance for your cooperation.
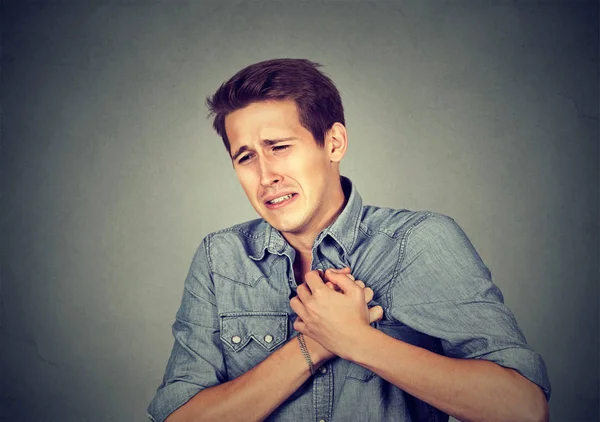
[269,194,292,204]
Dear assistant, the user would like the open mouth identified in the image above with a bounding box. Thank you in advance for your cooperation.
[264,193,298,209]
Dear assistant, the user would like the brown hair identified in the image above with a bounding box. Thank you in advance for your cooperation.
[206,58,345,154]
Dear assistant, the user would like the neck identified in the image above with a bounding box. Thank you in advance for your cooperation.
[283,179,347,266]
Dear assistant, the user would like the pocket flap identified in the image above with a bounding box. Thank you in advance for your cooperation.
[220,312,288,352]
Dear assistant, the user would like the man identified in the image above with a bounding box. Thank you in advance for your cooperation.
[148,58,550,422]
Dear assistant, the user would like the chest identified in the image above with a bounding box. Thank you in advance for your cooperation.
[210,239,399,315]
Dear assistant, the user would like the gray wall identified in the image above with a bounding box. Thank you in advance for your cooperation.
[1,1,598,421]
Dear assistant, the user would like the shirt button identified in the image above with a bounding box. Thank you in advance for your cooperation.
[319,366,327,374]
[264,334,274,343]
[231,335,242,344]
[319,419,326,422]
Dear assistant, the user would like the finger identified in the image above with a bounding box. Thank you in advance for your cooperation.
[296,282,312,304]
[290,296,309,321]
[325,270,363,290]
[318,268,351,281]
[325,281,344,292]
[324,281,338,291]
[323,270,346,285]
[293,317,307,334]
[305,270,326,294]
[368,306,384,323]
[327,267,352,274]
[363,287,374,303]
[296,281,312,303]
[322,269,355,285]
[323,270,359,294]
[324,267,352,279]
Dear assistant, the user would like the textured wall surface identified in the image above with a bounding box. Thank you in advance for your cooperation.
[1,1,598,421]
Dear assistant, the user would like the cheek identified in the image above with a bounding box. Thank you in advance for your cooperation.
[236,172,258,198]
[287,153,327,179]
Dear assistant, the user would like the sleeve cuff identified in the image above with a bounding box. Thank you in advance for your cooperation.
[147,382,204,422]
[475,346,551,400]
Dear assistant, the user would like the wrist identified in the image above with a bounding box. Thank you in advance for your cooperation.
[296,334,316,375]
[341,324,378,363]
[301,334,335,366]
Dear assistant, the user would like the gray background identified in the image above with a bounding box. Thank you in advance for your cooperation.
[1,1,598,421]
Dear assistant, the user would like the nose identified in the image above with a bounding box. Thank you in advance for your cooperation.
[258,156,281,187]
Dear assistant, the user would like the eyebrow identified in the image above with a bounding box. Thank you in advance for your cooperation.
[230,137,297,162]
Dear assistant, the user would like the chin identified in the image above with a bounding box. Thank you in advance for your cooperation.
[269,221,300,233]
[268,217,307,234]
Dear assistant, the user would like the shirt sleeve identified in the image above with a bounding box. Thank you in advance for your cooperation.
[147,236,228,422]
[387,213,551,400]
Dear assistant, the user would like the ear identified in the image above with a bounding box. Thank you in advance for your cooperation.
[325,122,348,163]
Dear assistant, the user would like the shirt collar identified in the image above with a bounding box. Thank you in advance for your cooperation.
[249,176,363,260]
[319,176,363,256]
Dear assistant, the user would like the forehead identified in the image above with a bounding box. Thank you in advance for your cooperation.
[225,99,305,147]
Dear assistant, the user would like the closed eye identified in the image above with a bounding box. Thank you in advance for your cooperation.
[238,153,254,164]
[273,145,290,152]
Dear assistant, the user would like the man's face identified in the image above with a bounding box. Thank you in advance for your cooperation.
[225,99,343,237]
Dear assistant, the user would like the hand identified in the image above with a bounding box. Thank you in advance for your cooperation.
[290,269,384,360]
[321,268,382,323]
[295,268,382,363]
[295,268,381,363]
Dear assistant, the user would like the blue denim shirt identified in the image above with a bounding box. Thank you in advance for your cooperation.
[148,177,550,422]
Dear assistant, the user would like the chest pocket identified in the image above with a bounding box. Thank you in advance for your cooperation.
[220,312,289,379]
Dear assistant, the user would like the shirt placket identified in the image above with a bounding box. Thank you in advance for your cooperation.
[310,242,333,422]
[312,362,333,422]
